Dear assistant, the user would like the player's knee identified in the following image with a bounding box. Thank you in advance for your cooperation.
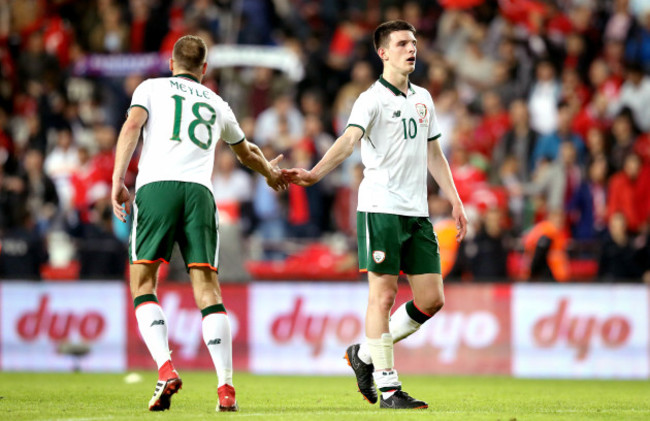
[130,280,154,299]
[194,289,220,309]
[369,289,397,313]
[418,294,444,316]
[429,295,445,314]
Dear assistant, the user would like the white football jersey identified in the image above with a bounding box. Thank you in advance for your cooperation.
[348,76,441,217]
[130,74,245,193]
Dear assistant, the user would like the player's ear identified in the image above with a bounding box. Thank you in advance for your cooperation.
[169,58,174,72]
[202,62,207,75]
[377,46,388,62]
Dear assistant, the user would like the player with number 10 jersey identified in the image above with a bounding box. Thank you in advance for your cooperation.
[350,76,440,217]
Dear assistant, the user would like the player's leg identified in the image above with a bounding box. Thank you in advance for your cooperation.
[130,182,183,411]
[389,216,443,344]
[345,212,399,404]
[180,182,237,412]
[357,285,441,359]
[370,273,441,409]
[132,264,182,411]
[361,216,438,409]
[365,271,403,398]
[390,273,444,341]
[188,267,238,412]
[131,262,175,373]
[376,217,442,409]
[365,270,427,409]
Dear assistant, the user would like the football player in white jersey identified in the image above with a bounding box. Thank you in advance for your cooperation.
[111,35,287,413]
[284,21,468,409]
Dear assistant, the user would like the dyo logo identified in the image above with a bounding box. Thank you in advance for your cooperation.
[159,293,239,360]
[533,299,631,360]
[160,293,204,360]
[401,310,499,363]
[16,296,105,341]
[271,298,362,356]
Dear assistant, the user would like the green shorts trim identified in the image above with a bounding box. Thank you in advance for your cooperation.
[130,181,219,271]
[357,211,441,275]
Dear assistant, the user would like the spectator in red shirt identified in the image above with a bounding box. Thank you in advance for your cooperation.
[70,147,101,224]
[42,15,74,68]
[572,92,611,141]
[560,67,590,109]
[449,134,487,204]
[609,111,639,172]
[89,125,117,186]
[563,33,589,81]
[474,90,510,159]
[607,153,650,233]
[129,0,150,53]
[588,58,622,102]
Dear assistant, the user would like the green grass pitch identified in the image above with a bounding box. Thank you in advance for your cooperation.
[1,371,649,420]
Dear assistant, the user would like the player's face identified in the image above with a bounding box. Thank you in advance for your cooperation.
[382,30,417,75]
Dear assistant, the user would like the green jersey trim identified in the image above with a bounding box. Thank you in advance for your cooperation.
[347,123,366,136]
[427,133,441,142]
[174,73,200,83]
[129,104,149,115]
[378,75,415,97]
[229,136,246,146]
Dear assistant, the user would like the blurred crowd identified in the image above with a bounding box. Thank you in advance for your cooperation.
[1,0,650,282]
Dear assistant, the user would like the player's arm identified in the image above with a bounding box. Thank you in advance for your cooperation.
[230,139,287,191]
[427,139,468,242]
[283,125,363,187]
[111,106,147,222]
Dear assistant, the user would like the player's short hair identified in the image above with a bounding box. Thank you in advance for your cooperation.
[373,20,416,51]
[172,35,207,72]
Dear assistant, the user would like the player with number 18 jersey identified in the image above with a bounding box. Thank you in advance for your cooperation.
[113,35,286,414]
[131,73,244,194]
[127,73,245,269]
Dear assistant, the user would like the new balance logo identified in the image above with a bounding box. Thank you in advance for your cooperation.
[150,320,165,327]
[207,338,222,345]
[392,110,401,118]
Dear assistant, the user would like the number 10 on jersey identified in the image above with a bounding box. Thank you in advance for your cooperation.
[401,118,417,139]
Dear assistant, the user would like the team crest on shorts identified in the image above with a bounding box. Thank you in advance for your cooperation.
[415,103,427,123]
[372,250,386,263]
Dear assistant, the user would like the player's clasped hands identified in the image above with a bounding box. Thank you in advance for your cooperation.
[282,167,318,187]
[266,154,290,191]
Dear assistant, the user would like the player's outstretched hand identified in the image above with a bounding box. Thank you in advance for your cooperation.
[282,168,318,187]
[453,203,468,243]
[266,154,289,191]
[111,181,131,223]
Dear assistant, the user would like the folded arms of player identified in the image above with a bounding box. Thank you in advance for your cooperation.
[229,140,288,191]
[427,139,468,242]
[112,106,148,223]
[283,125,363,186]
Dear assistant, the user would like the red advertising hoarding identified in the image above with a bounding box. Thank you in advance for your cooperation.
[126,283,249,371]
[0,281,647,378]
[394,284,511,375]
[248,282,511,375]
[1,283,126,371]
